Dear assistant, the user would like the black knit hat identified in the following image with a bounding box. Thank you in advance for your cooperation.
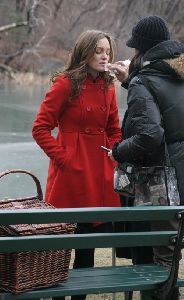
[126,15,170,53]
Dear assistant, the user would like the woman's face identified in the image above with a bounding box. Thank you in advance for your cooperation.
[88,37,111,75]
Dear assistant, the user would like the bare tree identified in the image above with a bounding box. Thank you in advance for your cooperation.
[0,0,183,76]
[0,0,52,73]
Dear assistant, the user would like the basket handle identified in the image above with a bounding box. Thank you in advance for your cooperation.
[0,169,43,201]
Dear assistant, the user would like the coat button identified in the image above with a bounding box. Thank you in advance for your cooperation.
[100,105,106,112]
[85,128,91,133]
[99,128,104,133]
[86,106,91,111]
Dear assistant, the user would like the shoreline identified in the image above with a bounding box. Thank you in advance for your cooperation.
[0,72,50,85]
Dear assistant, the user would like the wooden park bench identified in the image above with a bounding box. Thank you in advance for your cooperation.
[0,205,184,300]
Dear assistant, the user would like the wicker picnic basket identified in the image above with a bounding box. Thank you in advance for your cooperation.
[0,169,76,294]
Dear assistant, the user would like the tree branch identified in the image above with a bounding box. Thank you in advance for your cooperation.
[0,64,15,79]
[70,0,104,30]
[0,22,28,33]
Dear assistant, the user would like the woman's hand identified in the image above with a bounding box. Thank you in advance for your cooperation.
[108,61,129,83]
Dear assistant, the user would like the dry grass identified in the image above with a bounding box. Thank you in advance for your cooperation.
[0,72,49,85]
[66,249,184,300]
[14,72,49,85]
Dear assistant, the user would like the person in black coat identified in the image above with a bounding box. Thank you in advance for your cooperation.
[108,15,184,300]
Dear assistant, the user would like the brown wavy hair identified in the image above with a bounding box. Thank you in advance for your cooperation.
[51,30,116,100]
[129,50,144,75]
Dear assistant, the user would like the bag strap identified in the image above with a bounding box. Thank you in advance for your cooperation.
[138,73,171,167]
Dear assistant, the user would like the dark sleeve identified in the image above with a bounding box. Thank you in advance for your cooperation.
[112,79,164,163]
[121,82,129,89]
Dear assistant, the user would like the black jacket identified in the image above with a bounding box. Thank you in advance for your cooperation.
[113,40,184,202]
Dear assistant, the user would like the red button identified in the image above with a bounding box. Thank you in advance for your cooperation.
[86,106,91,111]
[85,128,91,133]
[99,128,104,133]
[101,106,106,112]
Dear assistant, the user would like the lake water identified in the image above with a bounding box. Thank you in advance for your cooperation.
[0,83,49,199]
[0,82,126,199]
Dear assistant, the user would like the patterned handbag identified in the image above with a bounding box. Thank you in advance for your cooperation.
[134,164,180,206]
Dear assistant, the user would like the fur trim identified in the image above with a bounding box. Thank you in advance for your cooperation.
[165,53,184,80]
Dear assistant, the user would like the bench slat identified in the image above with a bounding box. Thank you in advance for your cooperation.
[0,206,183,224]
[176,279,184,287]
[0,265,170,299]
[0,231,176,252]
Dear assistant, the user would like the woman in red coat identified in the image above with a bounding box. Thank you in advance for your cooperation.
[32,29,121,300]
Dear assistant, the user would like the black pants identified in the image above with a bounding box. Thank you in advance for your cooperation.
[52,222,113,300]
[116,195,154,263]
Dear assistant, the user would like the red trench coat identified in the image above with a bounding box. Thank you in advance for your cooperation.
[32,75,121,208]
